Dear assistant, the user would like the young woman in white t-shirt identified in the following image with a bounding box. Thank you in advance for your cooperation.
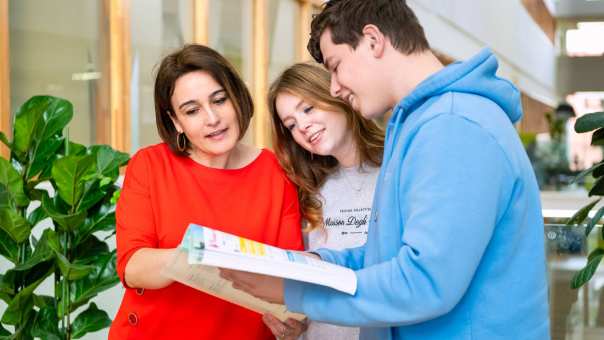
[264,63,385,340]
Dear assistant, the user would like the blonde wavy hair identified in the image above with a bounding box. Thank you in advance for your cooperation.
[268,63,384,231]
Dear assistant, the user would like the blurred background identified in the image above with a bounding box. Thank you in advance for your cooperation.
[1,0,604,339]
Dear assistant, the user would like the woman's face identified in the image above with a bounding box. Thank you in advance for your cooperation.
[170,70,240,163]
[276,91,352,159]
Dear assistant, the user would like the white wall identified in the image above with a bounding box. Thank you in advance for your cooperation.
[409,0,557,106]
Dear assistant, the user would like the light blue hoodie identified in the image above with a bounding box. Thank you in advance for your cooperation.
[284,49,550,339]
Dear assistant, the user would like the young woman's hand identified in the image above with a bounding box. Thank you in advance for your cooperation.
[263,313,308,340]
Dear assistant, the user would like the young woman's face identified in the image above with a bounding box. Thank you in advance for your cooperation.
[276,91,352,159]
[170,70,240,162]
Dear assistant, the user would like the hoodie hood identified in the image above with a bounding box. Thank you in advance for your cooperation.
[395,48,523,124]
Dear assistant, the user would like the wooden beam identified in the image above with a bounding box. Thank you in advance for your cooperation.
[252,0,269,148]
[106,0,131,153]
[0,0,9,158]
[192,0,209,45]
[297,0,312,61]
[522,0,556,44]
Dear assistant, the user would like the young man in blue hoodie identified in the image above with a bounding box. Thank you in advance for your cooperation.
[222,1,551,339]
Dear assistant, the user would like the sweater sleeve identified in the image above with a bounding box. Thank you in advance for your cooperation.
[313,245,366,270]
[115,150,159,287]
[284,114,514,327]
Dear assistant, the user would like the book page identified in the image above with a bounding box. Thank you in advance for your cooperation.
[184,224,357,295]
[162,249,306,322]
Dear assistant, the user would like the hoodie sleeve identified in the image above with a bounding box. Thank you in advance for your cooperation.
[313,245,366,271]
[284,113,515,327]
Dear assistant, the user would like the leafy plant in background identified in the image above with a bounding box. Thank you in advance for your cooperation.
[0,96,129,339]
[566,110,604,289]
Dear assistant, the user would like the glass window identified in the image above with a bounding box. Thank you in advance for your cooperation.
[209,0,253,144]
[130,0,193,152]
[9,0,105,146]
[209,0,252,84]
[268,0,299,83]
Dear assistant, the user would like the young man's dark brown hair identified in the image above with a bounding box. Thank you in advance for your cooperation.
[154,44,254,156]
[308,0,430,64]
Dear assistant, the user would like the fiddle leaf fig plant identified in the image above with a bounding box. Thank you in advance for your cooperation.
[566,110,604,289]
[0,95,129,339]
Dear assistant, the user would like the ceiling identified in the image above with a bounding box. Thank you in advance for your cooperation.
[545,0,604,19]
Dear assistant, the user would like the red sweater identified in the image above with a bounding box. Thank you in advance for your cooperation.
[109,143,303,339]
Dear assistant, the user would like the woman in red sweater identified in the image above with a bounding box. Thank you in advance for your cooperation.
[108,44,304,339]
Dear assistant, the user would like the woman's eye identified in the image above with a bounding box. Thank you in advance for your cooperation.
[286,123,295,131]
[303,106,314,114]
[185,108,199,115]
[213,97,227,105]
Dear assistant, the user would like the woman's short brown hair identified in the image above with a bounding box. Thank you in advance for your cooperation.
[154,44,254,156]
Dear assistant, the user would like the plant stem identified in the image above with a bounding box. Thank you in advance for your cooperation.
[65,231,71,340]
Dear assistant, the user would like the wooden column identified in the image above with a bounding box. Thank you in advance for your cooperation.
[106,0,131,153]
[0,0,9,158]
[297,0,312,61]
[192,0,209,45]
[252,0,269,148]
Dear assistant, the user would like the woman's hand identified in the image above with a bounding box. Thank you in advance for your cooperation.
[263,313,308,340]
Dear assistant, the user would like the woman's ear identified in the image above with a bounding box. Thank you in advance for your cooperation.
[169,111,183,133]
[362,24,386,58]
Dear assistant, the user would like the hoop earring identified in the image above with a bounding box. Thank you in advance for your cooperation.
[177,132,187,152]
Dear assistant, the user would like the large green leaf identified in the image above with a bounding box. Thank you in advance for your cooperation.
[575,111,604,133]
[12,229,56,272]
[0,271,15,301]
[76,180,108,214]
[27,135,64,180]
[12,96,72,161]
[0,208,31,243]
[592,128,604,146]
[74,235,109,261]
[55,252,95,281]
[26,205,48,228]
[590,177,604,196]
[31,305,62,340]
[71,303,112,339]
[0,132,9,149]
[59,251,119,317]
[567,199,600,226]
[1,273,46,325]
[0,323,9,337]
[75,203,115,245]
[32,294,54,309]
[0,158,29,208]
[0,228,18,263]
[572,248,604,289]
[89,145,129,179]
[51,154,96,207]
[585,206,604,237]
[41,194,87,232]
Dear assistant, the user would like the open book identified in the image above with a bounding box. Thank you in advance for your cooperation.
[162,224,357,321]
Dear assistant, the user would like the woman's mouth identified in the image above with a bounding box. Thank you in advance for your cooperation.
[309,129,324,145]
[206,128,228,140]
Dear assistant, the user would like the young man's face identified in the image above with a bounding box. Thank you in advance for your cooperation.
[319,29,391,119]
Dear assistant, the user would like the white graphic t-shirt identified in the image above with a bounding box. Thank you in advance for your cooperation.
[303,165,379,340]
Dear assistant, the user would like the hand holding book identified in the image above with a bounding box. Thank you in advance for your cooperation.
[162,224,357,322]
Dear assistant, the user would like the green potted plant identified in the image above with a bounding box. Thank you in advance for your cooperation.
[566,110,604,289]
[0,96,129,339]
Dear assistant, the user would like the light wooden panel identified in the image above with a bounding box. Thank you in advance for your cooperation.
[106,0,131,153]
[0,0,9,158]
[192,0,209,45]
[522,0,556,44]
[253,0,269,148]
[297,0,312,61]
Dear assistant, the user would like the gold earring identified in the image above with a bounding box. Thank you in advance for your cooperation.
[177,132,187,152]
